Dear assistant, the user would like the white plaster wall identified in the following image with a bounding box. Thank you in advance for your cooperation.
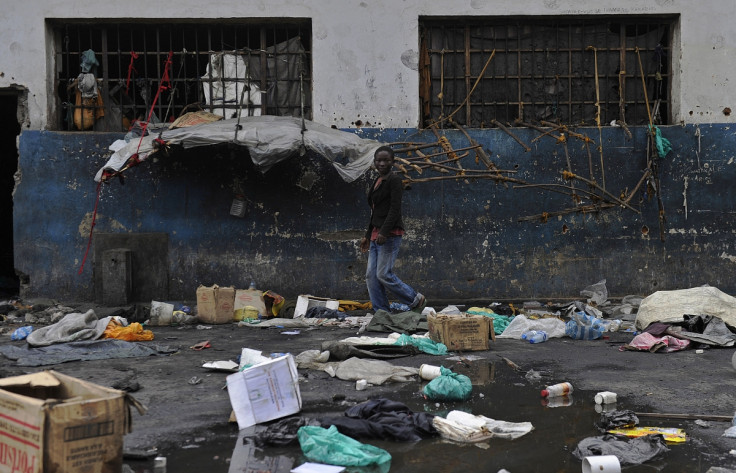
[1,0,735,129]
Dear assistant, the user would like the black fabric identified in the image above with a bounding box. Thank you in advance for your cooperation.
[596,410,640,431]
[321,340,419,360]
[304,306,344,319]
[253,416,320,447]
[682,314,713,333]
[318,398,437,442]
[573,434,669,466]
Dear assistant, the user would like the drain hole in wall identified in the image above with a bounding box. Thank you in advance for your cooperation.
[641,225,649,235]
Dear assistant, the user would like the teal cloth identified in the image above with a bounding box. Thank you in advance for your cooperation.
[465,310,514,335]
[298,425,391,468]
[394,333,448,355]
[649,124,672,158]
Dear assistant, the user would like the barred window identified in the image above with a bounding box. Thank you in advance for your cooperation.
[419,17,675,128]
[53,20,311,131]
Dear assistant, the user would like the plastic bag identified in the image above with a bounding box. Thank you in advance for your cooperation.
[297,425,391,467]
[11,326,33,341]
[565,311,604,340]
[422,366,472,401]
[103,320,154,341]
[394,333,448,355]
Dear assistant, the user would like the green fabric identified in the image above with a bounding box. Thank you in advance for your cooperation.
[394,333,448,355]
[649,124,672,158]
[466,309,514,334]
[365,309,427,333]
[298,425,392,467]
[422,366,473,401]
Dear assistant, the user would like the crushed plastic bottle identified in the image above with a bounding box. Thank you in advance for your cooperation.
[249,280,257,290]
[11,325,33,341]
[522,330,548,343]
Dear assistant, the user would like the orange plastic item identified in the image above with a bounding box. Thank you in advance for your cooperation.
[103,320,154,341]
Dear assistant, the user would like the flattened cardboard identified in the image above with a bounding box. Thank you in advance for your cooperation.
[0,370,142,473]
[428,313,493,351]
[294,294,340,318]
[226,354,302,430]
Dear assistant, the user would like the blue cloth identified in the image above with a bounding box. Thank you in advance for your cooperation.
[366,236,419,312]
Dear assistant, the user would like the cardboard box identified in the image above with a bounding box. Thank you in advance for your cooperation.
[0,370,144,473]
[196,285,235,324]
[226,354,302,430]
[428,313,493,351]
[234,289,267,320]
[294,294,340,318]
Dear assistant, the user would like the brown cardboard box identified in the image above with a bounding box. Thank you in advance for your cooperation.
[0,371,144,473]
[234,289,267,320]
[427,313,493,351]
[196,285,235,324]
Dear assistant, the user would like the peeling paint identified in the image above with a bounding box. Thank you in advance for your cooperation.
[719,252,736,263]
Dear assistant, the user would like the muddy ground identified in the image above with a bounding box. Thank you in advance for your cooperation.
[1,299,736,472]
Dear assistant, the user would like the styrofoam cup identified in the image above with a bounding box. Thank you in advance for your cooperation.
[419,364,442,380]
[582,455,621,473]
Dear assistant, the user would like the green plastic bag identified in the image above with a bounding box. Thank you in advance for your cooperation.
[422,366,472,401]
[394,333,448,355]
[297,425,392,467]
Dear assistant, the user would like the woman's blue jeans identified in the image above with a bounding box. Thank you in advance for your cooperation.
[366,236,419,312]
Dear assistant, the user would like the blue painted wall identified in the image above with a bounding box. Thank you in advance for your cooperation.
[14,124,736,303]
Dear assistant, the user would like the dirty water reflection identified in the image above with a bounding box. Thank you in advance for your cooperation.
[126,359,728,473]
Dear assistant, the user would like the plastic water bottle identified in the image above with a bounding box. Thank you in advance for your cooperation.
[528,331,548,344]
[541,382,574,397]
[521,330,538,341]
[249,280,256,290]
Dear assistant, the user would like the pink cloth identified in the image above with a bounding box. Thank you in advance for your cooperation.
[621,332,691,353]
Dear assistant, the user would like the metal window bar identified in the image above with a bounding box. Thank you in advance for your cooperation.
[420,17,673,128]
[55,21,312,131]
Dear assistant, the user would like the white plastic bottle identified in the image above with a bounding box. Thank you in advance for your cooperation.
[541,382,573,397]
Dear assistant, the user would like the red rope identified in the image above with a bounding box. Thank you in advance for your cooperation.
[78,180,103,275]
[125,51,139,95]
[135,51,173,155]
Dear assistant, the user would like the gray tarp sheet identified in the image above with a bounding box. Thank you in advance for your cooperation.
[0,339,177,366]
[95,116,382,183]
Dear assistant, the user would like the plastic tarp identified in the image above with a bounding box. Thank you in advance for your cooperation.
[635,286,736,330]
[496,314,567,339]
[95,116,382,183]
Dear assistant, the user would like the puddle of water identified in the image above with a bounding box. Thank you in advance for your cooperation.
[125,359,735,473]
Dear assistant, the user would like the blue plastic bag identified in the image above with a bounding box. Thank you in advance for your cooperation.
[565,312,604,340]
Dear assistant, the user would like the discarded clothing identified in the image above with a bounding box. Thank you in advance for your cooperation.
[674,316,736,347]
[572,434,669,466]
[103,319,154,341]
[26,310,112,347]
[334,357,419,385]
[318,398,437,442]
[297,425,391,468]
[321,340,420,360]
[305,306,344,319]
[365,309,427,333]
[620,332,690,353]
[432,410,534,443]
[254,416,321,447]
[0,339,177,366]
[596,410,640,431]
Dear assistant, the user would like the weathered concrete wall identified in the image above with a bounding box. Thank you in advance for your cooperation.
[1,1,736,129]
[14,124,736,302]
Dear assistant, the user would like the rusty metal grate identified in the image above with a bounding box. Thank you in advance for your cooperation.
[54,20,311,131]
[420,17,675,128]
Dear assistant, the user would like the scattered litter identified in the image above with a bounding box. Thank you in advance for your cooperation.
[10,325,33,341]
[355,379,368,390]
[297,425,391,468]
[607,426,687,443]
[422,366,472,402]
[291,462,345,473]
[196,325,213,330]
[283,330,301,335]
[432,410,534,442]
[190,340,211,350]
[694,419,710,428]
[188,376,202,385]
[202,360,239,372]
[573,434,669,466]
[582,455,620,473]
